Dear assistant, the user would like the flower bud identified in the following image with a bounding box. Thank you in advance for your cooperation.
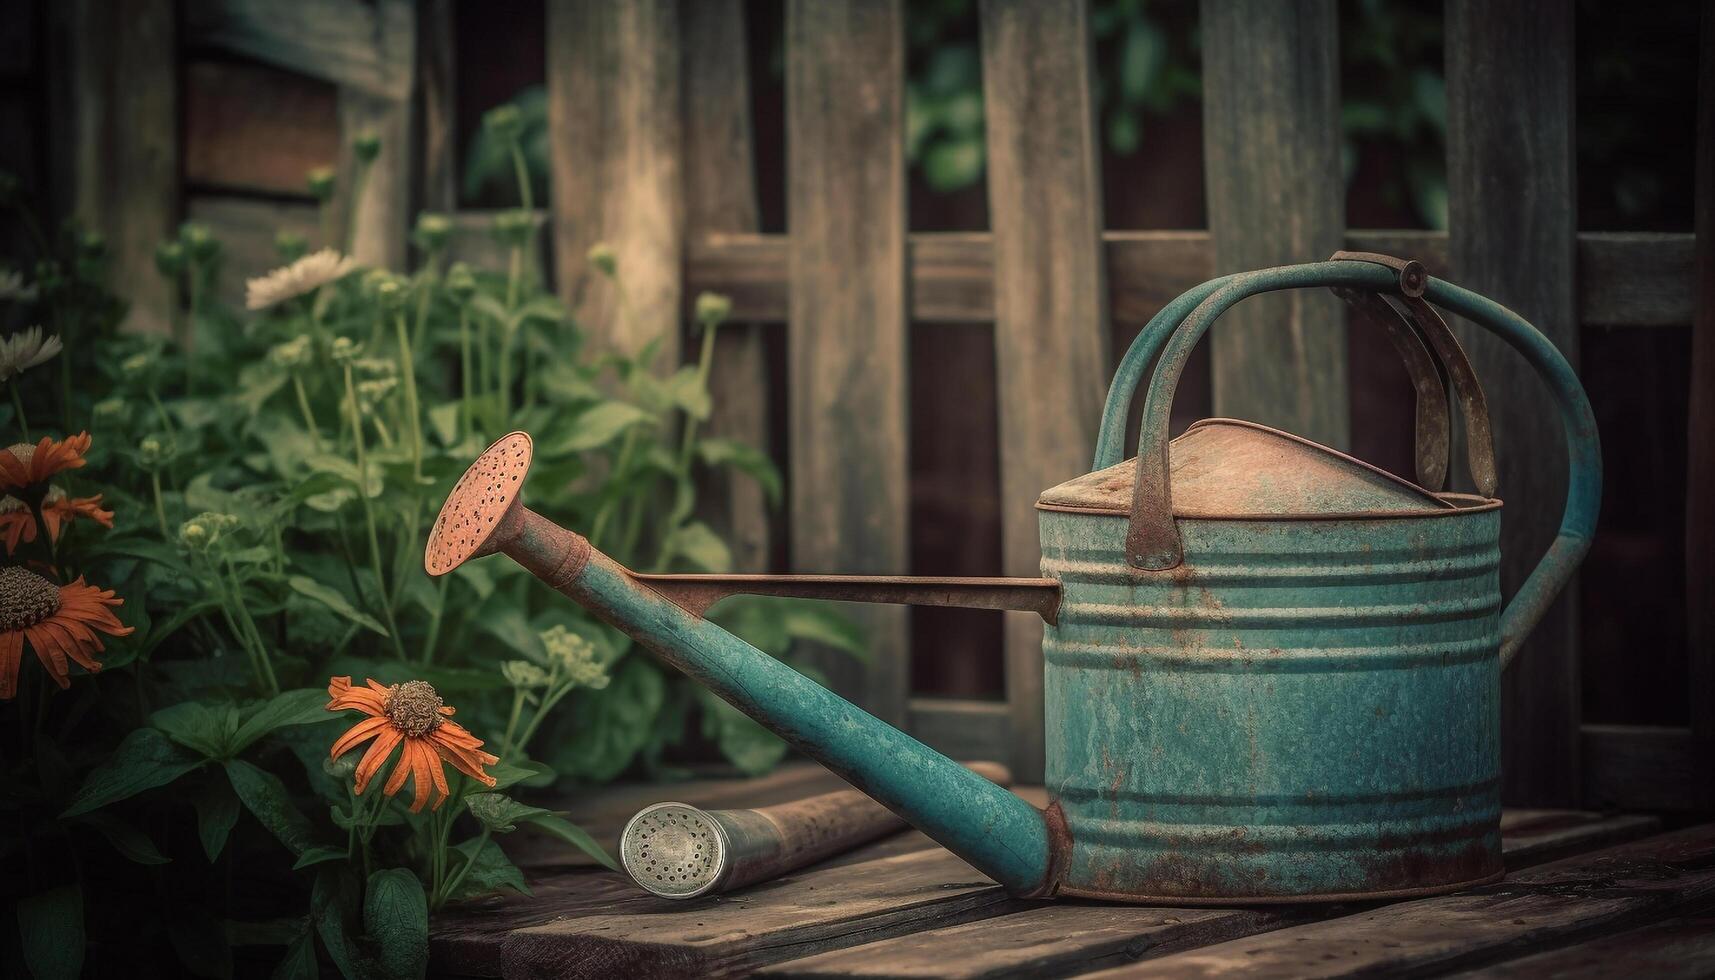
[444,262,478,302]
[694,291,732,330]
[483,105,523,141]
[323,753,359,781]
[306,166,337,202]
[138,435,166,468]
[275,230,308,263]
[93,398,126,424]
[502,660,549,689]
[364,270,408,312]
[268,335,314,371]
[79,231,106,259]
[155,242,185,279]
[491,209,536,249]
[413,212,452,253]
[179,223,219,262]
[586,242,617,279]
[353,132,382,164]
[120,351,155,381]
[329,337,362,364]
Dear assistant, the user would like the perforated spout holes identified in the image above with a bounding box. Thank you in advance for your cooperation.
[425,431,533,576]
[620,803,729,899]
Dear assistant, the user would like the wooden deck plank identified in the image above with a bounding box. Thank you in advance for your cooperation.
[1075,823,1715,979]
[1447,914,1715,979]
[751,812,1660,980]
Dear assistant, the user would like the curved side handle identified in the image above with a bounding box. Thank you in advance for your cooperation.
[1122,261,1599,672]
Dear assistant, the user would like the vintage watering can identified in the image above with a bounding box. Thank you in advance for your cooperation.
[426,253,1599,904]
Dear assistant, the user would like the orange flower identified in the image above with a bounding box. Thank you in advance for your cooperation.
[0,567,134,698]
[326,677,498,812]
[0,433,92,492]
[0,488,114,554]
[42,488,113,541]
[0,496,35,554]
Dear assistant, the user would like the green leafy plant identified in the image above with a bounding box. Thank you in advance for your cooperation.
[0,99,861,978]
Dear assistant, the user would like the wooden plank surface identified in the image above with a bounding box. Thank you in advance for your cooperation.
[547,0,684,364]
[416,0,458,215]
[906,699,1011,766]
[1200,0,1347,449]
[980,0,1108,783]
[1688,0,1715,812]
[183,59,339,196]
[182,0,415,100]
[1448,914,1715,979]
[1078,823,1715,979]
[338,86,414,270]
[1446,0,1581,807]
[681,0,773,574]
[1582,724,1715,811]
[685,230,1694,330]
[784,0,910,726]
[755,812,1659,980]
[49,0,178,336]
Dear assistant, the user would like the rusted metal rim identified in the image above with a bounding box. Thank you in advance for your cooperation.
[1036,498,1504,520]
[1055,868,1506,906]
[425,431,533,576]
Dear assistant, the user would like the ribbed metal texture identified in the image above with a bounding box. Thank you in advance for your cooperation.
[1038,505,1505,902]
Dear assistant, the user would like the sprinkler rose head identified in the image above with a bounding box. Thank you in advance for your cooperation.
[425,431,533,576]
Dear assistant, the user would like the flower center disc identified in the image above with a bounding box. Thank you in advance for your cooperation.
[385,680,444,737]
[0,566,61,631]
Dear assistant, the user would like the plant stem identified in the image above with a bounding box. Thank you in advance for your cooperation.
[149,472,170,538]
[393,312,424,482]
[146,387,175,435]
[344,364,407,660]
[224,556,279,695]
[458,308,475,436]
[434,827,490,911]
[9,384,28,440]
[589,430,639,549]
[500,688,527,758]
[421,574,450,664]
[411,260,438,355]
[345,163,371,256]
[291,374,322,451]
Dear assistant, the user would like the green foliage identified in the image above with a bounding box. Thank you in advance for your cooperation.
[0,116,864,977]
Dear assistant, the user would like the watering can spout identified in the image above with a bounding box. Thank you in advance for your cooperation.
[426,432,1063,897]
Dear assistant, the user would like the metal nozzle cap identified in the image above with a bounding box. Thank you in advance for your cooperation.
[426,431,533,577]
[620,802,730,899]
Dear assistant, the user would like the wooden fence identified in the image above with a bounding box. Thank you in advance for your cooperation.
[33,0,1712,808]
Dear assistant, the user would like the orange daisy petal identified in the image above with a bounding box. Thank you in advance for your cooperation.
[425,744,451,811]
[0,512,34,554]
[382,741,416,799]
[38,619,101,672]
[24,624,71,688]
[406,741,436,813]
[326,675,387,715]
[429,733,498,786]
[0,630,23,700]
[330,715,391,759]
[353,727,403,795]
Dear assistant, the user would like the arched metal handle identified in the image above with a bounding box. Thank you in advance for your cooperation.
[1103,260,1600,672]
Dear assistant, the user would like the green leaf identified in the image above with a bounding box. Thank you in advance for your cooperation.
[138,598,224,661]
[448,837,530,900]
[232,688,332,755]
[694,438,782,505]
[697,687,788,776]
[76,811,171,865]
[782,604,870,662]
[922,136,984,192]
[521,813,620,872]
[1119,18,1166,103]
[463,792,548,833]
[292,845,350,870]
[17,885,83,980]
[270,922,320,980]
[660,365,711,421]
[546,656,664,782]
[152,700,233,758]
[289,575,388,637]
[312,867,366,980]
[63,727,204,816]
[484,759,553,793]
[538,400,652,455]
[364,869,428,980]
[196,780,242,861]
[226,758,320,857]
[427,401,462,447]
[661,521,731,573]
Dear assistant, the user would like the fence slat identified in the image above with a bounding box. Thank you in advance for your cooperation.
[182,0,414,101]
[1688,4,1714,776]
[786,0,909,725]
[980,0,1108,781]
[50,0,178,336]
[1447,0,1581,806]
[1199,0,1347,449]
[547,0,683,365]
[417,0,457,215]
[338,85,413,270]
[681,0,772,573]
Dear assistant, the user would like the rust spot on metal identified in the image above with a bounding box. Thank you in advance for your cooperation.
[1019,801,1071,899]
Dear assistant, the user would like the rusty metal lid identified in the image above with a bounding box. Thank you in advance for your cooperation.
[1037,418,1456,517]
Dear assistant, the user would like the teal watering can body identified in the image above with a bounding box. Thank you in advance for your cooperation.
[427,257,1600,903]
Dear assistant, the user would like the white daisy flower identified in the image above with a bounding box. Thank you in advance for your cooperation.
[245,248,356,311]
[0,269,36,304]
[0,326,63,382]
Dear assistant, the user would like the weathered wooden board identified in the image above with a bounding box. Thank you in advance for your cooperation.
[906,699,1011,769]
[755,812,1660,980]
[1687,0,1715,812]
[182,0,414,100]
[1448,914,1715,979]
[980,0,1110,782]
[338,85,413,270]
[183,59,340,196]
[416,0,458,215]
[1583,724,1715,811]
[547,0,683,364]
[685,230,1696,329]
[1200,0,1347,449]
[1447,0,1581,808]
[1078,822,1715,978]
[50,0,178,336]
[784,0,910,726]
[680,0,773,574]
